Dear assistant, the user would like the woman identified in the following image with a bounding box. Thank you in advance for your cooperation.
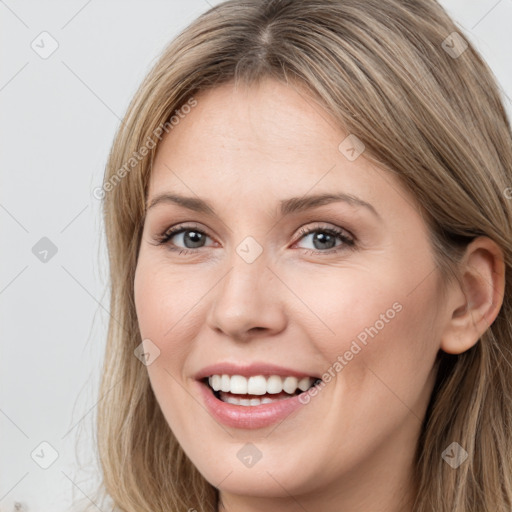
[86,0,512,510]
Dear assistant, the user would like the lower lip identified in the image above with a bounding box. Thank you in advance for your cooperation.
[196,380,308,429]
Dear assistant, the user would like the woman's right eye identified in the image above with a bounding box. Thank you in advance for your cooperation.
[156,224,215,254]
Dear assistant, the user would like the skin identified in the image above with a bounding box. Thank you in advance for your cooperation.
[133,78,505,512]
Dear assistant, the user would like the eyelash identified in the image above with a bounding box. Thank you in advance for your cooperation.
[154,222,356,257]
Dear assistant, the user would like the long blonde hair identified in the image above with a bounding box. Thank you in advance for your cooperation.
[81,1,512,510]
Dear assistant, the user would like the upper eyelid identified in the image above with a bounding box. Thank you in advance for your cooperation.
[297,223,353,238]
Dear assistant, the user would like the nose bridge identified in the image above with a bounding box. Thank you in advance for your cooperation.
[216,241,269,314]
[206,237,286,339]
[221,228,269,295]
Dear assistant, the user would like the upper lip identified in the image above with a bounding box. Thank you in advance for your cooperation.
[194,362,320,381]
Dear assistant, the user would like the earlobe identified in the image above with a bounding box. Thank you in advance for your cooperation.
[440,236,506,355]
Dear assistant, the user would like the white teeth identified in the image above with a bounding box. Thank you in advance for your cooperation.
[247,375,267,395]
[207,374,315,395]
[298,376,312,391]
[211,375,221,391]
[221,374,231,392]
[222,394,290,406]
[266,375,283,394]
[283,376,298,394]
[230,375,248,394]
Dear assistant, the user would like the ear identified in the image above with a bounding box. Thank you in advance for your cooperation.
[440,236,506,355]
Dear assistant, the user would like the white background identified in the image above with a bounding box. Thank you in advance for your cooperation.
[1,1,511,510]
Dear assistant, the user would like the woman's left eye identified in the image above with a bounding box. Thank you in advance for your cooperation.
[154,223,355,256]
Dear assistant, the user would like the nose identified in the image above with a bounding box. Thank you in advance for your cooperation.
[206,251,287,342]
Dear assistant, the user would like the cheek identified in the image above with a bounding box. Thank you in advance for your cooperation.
[133,261,199,432]
[134,258,203,340]
[291,262,440,392]
[134,258,218,389]
[134,259,158,337]
[328,280,441,424]
[282,265,401,356]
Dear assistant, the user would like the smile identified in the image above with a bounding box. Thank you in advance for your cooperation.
[197,372,322,429]
[207,374,319,406]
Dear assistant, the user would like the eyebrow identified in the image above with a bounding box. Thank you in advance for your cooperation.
[146,192,381,219]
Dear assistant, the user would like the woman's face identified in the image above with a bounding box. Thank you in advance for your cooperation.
[134,78,448,506]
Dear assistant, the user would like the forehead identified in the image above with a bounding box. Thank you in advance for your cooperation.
[147,79,418,224]
[152,81,366,187]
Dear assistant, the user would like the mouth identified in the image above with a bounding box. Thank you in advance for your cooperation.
[202,374,322,406]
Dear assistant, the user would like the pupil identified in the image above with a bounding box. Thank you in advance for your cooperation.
[314,232,335,250]
[185,230,204,248]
